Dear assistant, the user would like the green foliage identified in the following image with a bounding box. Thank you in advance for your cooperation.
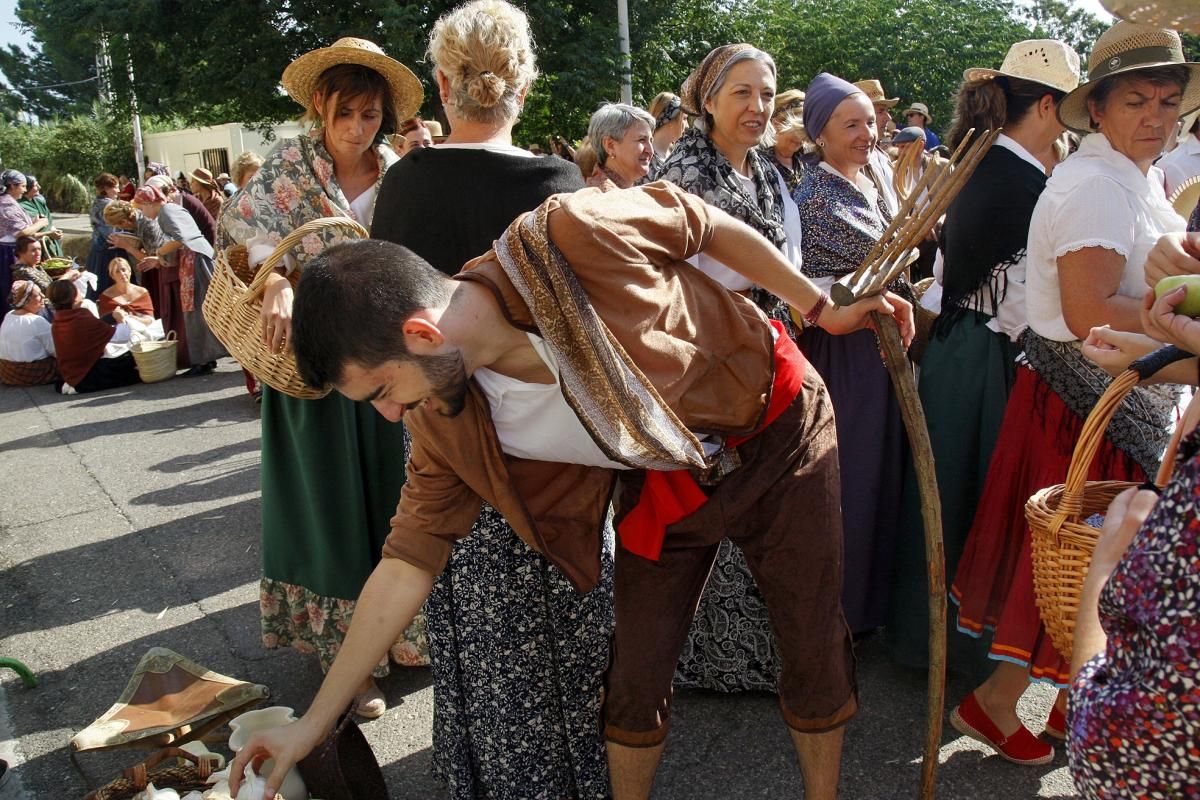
[44,173,89,212]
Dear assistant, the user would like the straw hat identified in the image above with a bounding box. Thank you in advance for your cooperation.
[190,167,218,190]
[1057,21,1200,134]
[423,119,444,138]
[903,102,933,124]
[1169,174,1200,218]
[964,39,1081,95]
[854,79,899,107]
[281,38,422,122]
[1102,0,1200,34]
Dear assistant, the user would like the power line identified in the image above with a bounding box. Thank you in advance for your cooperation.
[7,75,98,92]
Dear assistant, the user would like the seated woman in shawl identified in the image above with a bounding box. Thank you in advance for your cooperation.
[657,43,804,694]
[12,235,79,297]
[0,280,56,385]
[47,279,141,394]
[98,257,155,326]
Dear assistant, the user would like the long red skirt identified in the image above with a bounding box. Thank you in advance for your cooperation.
[950,365,1145,686]
[141,264,190,368]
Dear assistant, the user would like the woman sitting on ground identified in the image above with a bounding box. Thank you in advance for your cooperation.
[47,279,141,394]
[0,280,56,386]
[585,102,655,189]
[98,257,155,326]
[12,235,78,294]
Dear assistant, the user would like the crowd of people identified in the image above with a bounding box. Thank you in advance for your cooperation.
[4,1,1200,798]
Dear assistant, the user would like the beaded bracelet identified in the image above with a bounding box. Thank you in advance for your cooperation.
[803,291,829,328]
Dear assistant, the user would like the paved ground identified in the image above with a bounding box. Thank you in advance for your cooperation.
[0,363,1078,798]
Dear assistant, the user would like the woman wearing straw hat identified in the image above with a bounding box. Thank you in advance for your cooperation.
[657,42,804,697]
[949,19,1196,766]
[216,37,429,718]
[763,88,808,191]
[887,36,1079,695]
[188,168,224,222]
[369,2,603,795]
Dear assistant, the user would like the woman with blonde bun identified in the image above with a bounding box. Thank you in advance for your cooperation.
[370,2,601,798]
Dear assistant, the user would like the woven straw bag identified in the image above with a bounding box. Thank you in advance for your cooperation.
[1025,346,1187,662]
[204,217,368,399]
[131,331,178,383]
[82,747,221,800]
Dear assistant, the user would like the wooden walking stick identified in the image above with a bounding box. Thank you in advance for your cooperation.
[831,128,998,799]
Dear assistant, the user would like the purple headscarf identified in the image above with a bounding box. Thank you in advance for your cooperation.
[803,72,862,142]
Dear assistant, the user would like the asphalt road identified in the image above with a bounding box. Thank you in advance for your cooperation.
[0,363,1078,798]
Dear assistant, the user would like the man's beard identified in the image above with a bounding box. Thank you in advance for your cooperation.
[419,349,469,418]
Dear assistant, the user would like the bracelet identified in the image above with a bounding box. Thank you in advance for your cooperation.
[803,291,829,327]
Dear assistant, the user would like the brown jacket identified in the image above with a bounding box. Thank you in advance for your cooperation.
[386,183,776,591]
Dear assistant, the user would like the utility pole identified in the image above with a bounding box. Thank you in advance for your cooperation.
[617,0,632,105]
[124,34,145,181]
[96,32,113,104]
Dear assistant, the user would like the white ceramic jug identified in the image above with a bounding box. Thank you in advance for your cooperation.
[227,707,308,800]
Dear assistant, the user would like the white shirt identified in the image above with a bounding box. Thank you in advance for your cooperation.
[80,299,133,358]
[1159,132,1200,197]
[0,311,54,361]
[473,333,631,470]
[690,168,803,292]
[1026,133,1186,342]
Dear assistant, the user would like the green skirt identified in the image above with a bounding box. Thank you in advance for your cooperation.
[258,385,427,673]
[887,313,1017,678]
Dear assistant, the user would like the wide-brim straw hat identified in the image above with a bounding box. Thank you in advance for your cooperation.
[281,37,422,122]
[964,39,1081,95]
[854,79,899,107]
[1102,0,1200,34]
[902,102,932,123]
[1058,21,1200,134]
[190,167,218,190]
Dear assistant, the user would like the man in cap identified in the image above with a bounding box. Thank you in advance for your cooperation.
[226,182,914,799]
[902,101,941,150]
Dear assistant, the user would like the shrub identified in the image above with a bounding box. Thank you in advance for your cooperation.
[45,174,90,213]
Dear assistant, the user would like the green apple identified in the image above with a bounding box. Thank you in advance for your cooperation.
[1154,275,1200,317]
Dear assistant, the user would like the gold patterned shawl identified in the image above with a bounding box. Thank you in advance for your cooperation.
[494,204,712,472]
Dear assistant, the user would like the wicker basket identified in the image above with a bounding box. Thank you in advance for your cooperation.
[908,276,938,365]
[1025,347,1187,662]
[82,747,221,800]
[204,217,368,399]
[131,331,178,384]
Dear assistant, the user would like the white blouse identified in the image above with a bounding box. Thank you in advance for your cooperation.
[0,311,54,361]
[1026,133,1186,343]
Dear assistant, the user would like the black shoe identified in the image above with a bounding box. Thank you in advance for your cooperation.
[184,362,217,377]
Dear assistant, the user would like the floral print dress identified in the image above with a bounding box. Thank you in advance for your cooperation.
[217,130,428,675]
[1069,428,1200,798]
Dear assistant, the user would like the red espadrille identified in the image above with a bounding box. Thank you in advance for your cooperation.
[1043,704,1067,742]
[950,691,1054,765]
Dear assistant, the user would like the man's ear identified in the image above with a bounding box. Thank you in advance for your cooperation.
[402,315,445,355]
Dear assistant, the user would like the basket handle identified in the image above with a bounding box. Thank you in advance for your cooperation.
[241,216,369,305]
[1054,345,1192,523]
[121,746,219,788]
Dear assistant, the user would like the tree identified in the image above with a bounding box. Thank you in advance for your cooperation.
[1022,0,1108,58]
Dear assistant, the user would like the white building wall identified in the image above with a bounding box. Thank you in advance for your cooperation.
[143,121,305,178]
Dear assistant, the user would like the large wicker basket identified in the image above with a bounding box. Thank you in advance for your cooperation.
[131,331,178,384]
[204,217,368,399]
[82,747,221,800]
[1025,346,1187,662]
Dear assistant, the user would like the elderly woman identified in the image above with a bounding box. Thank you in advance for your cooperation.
[368,2,601,794]
[231,151,264,191]
[148,175,216,247]
[98,257,155,325]
[133,184,223,375]
[0,281,56,385]
[646,91,685,178]
[949,20,1195,766]
[793,72,905,636]
[18,176,64,259]
[658,43,803,695]
[0,170,48,309]
[585,102,655,188]
[86,173,125,295]
[764,88,807,190]
[12,235,78,295]
[217,37,427,719]
[48,279,141,394]
[888,40,1079,677]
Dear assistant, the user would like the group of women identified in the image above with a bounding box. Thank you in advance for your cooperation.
[53,0,1183,796]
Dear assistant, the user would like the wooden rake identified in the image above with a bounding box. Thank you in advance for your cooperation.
[833,128,999,800]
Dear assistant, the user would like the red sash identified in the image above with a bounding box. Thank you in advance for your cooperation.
[617,320,806,560]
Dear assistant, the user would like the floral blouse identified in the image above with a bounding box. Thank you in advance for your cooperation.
[1069,429,1200,798]
[217,129,397,270]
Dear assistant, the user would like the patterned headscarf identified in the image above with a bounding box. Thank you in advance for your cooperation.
[803,72,862,142]
[9,279,34,310]
[680,44,772,118]
[144,161,170,177]
[133,185,168,206]
[1,169,26,188]
[654,95,682,131]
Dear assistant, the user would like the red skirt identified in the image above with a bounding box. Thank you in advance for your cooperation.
[950,365,1144,685]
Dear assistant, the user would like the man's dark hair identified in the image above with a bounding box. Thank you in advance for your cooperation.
[292,239,453,388]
